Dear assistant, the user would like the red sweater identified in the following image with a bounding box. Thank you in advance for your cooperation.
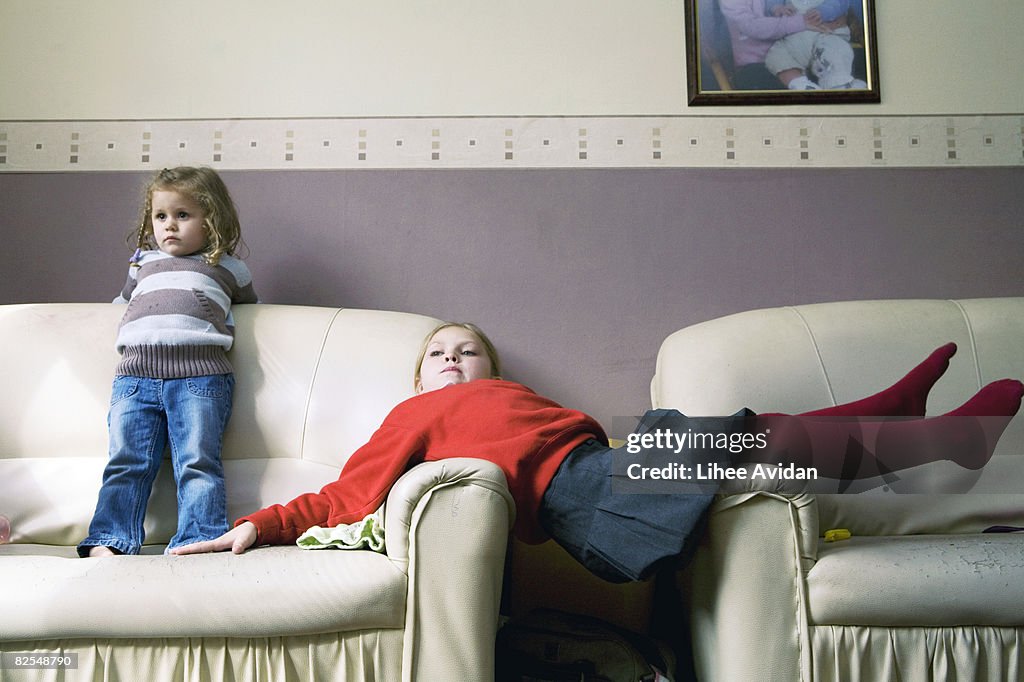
[239,380,606,544]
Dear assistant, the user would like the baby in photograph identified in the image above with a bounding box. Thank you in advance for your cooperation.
[765,0,868,90]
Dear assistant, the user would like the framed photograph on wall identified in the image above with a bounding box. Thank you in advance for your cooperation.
[684,0,880,105]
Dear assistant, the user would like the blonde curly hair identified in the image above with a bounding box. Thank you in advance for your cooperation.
[130,166,245,266]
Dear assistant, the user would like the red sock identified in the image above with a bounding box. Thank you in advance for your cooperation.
[945,378,1024,418]
[756,370,1022,478]
[800,342,957,417]
[873,379,1023,472]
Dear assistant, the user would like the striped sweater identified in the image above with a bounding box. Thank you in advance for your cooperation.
[114,250,258,378]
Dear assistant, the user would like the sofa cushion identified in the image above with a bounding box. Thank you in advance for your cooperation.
[806,534,1024,626]
[0,546,406,640]
[0,457,347,546]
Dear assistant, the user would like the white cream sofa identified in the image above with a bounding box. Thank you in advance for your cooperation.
[652,297,1024,682]
[0,303,515,682]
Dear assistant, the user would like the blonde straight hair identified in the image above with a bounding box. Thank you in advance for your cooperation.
[413,322,503,390]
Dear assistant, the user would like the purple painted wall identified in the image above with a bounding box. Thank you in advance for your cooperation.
[2,168,1021,431]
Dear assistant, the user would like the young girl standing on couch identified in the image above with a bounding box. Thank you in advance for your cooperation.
[79,167,258,558]
[172,323,1021,582]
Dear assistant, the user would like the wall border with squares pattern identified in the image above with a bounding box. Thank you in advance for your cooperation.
[1,115,1022,171]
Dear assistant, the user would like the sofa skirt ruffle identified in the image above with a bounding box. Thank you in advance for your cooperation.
[811,625,1023,681]
[1,630,405,682]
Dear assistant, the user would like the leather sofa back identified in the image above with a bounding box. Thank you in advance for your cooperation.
[0,303,441,545]
[651,298,1024,535]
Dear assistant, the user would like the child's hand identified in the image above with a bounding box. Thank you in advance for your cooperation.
[170,522,258,555]
[803,10,829,31]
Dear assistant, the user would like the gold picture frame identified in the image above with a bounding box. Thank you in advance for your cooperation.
[685,0,880,105]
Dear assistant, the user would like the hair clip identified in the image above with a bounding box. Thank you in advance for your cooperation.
[129,248,143,265]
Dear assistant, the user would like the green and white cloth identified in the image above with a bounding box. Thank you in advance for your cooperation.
[296,508,385,552]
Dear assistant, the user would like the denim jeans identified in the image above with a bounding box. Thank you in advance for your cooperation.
[78,374,234,556]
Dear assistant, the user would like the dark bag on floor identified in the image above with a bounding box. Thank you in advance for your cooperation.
[495,608,674,682]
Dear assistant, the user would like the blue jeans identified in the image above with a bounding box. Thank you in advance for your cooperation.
[78,374,234,556]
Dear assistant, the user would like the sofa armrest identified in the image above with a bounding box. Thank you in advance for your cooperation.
[686,487,819,682]
[384,458,515,681]
[384,458,515,566]
[716,465,820,569]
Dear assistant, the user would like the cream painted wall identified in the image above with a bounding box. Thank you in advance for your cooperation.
[2,0,1022,121]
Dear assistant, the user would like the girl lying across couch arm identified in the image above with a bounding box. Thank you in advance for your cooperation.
[171,324,1023,583]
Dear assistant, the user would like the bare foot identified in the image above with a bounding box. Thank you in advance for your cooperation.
[88,545,118,558]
